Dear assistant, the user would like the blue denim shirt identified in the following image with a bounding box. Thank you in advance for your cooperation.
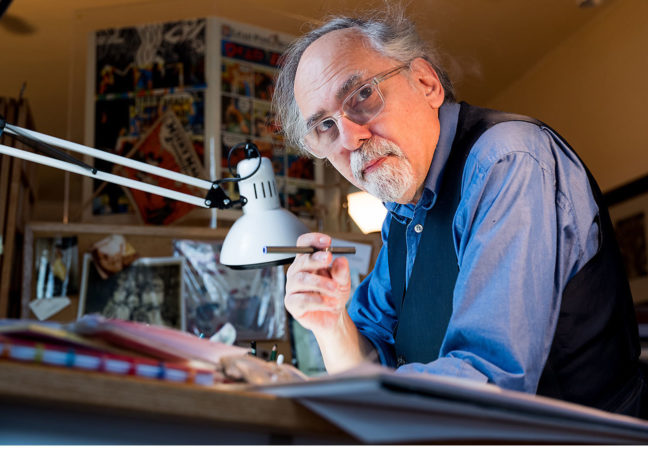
[347,102,600,393]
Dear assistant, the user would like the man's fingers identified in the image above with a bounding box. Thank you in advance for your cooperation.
[296,232,332,249]
[330,257,351,292]
[286,250,332,276]
[286,270,341,297]
[285,292,340,317]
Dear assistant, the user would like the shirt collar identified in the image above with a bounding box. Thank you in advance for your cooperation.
[385,101,460,221]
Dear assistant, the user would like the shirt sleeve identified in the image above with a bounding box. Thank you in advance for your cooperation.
[397,147,572,392]
[347,217,399,367]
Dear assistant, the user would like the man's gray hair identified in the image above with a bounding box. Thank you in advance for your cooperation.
[272,9,455,154]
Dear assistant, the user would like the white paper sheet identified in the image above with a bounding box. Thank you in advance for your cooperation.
[257,363,648,444]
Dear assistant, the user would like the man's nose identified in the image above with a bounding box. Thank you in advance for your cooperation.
[337,115,372,151]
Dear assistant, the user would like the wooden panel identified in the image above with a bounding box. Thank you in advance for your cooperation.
[0,98,13,316]
[0,99,20,317]
[0,99,37,318]
[0,98,9,250]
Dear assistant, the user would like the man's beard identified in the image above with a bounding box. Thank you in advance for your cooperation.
[350,137,414,203]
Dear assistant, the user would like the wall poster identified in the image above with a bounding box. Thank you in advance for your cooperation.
[216,21,318,219]
[90,18,207,224]
[87,17,321,225]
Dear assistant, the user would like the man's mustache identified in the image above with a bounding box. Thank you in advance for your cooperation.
[351,138,402,182]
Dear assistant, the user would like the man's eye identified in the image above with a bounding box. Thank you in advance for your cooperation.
[348,85,374,108]
[316,118,337,134]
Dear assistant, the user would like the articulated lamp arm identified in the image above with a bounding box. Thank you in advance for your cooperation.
[0,116,258,209]
[0,116,309,269]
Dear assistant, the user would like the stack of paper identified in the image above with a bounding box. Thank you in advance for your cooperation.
[257,363,648,444]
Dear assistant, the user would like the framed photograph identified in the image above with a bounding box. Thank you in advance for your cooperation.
[606,175,648,304]
[78,254,185,330]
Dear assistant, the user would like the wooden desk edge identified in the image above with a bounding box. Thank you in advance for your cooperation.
[0,360,347,439]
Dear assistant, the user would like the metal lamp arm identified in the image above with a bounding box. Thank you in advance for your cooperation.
[0,119,251,209]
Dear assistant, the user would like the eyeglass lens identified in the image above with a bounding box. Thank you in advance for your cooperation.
[303,65,408,157]
[304,82,385,151]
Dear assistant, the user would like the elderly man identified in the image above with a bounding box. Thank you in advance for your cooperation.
[273,11,647,417]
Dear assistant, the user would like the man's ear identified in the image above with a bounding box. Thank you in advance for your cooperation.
[409,57,445,109]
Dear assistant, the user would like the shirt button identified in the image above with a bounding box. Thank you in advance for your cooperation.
[414,224,423,233]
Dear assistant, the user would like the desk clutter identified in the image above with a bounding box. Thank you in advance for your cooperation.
[28,232,287,343]
[0,314,307,386]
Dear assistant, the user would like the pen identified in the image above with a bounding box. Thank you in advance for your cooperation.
[263,246,356,254]
[249,340,256,357]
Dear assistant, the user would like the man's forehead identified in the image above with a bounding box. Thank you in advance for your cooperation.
[294,29,389,121]
[302,28,368,63]
[296,30,372,85]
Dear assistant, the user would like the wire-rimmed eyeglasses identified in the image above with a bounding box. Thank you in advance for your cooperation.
[301,64,409,158]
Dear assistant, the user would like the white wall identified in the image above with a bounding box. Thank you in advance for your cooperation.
[487,0,648,192]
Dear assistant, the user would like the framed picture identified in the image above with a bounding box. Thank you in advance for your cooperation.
[606,174,648,304]
[78,254,185,330]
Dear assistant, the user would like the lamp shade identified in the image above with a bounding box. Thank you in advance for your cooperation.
[220,157,309,269]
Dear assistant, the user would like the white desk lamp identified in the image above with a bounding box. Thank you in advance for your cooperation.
[0,116,309,269]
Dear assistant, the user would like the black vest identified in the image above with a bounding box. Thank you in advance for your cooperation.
[388,102,647,416]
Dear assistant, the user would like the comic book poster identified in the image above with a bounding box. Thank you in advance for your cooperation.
[89,18,319,223]
[115,111,206,225]
[221,94,251,135]
[95,19,206,95]
[92,18,206,217]
[218,21,317,218]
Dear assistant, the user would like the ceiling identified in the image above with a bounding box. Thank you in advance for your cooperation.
[0,0,616,105]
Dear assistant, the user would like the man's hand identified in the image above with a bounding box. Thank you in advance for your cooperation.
[284,232,351,335]
[284,232,378,373]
